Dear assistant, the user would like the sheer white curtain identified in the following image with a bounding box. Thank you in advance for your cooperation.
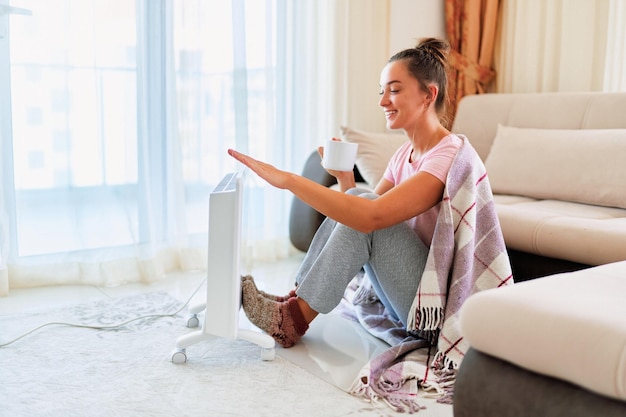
[495,0,626,93]
[0,0,389,295]
[0,0,195,294]
[604,0,626,91]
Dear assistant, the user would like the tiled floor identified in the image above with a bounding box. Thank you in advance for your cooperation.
[0,252,453,416]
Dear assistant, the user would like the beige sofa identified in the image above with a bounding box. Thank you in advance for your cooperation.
[452,93,626,416]
[452,92,626,274]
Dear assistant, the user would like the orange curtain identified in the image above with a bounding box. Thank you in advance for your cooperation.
[445,0,499,126]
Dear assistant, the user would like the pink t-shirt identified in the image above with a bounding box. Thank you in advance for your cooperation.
[382,134,463,246]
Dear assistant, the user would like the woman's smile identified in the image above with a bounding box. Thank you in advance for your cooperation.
[384,110,398,120]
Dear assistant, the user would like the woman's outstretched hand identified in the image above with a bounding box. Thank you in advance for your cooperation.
[228,149,292,190]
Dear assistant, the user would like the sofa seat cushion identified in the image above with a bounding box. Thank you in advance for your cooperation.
[494,195,626,266]
[459,261,626,402]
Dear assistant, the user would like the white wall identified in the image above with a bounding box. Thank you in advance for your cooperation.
[388,0,446,56]
[332,0,446,137]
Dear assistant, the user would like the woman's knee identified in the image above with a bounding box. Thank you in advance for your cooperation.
[346,187,378,200]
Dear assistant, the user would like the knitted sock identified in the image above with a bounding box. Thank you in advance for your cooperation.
[241,279,309,348]
[241,275,297,302]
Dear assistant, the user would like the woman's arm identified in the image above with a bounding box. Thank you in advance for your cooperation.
[228,149,444,233]
[374,177,394,195]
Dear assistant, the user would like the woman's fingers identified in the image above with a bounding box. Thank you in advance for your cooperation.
[227,148,249,166]
[227,148,288,189]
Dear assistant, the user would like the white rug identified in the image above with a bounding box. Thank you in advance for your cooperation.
[0,292,393,417]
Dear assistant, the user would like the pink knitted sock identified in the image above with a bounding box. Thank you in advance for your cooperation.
[241,275,296,302]
[241,279,309,348]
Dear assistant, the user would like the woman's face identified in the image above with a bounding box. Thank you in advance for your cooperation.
[378,60,429,131]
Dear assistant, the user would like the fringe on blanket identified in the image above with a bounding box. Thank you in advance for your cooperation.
[350,366,456,413]
[349,338,460,413]
[407,305,444,345]
[429,369,457,404]
[350,339,438,414]
[350,365,426,413]
[426,343,460,405]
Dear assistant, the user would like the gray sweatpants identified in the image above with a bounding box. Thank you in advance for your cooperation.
[294,189,429,326]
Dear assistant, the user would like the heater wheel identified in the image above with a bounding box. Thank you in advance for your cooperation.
[261,347,275,361]
[186,314,200,328]
[171,349,187,364]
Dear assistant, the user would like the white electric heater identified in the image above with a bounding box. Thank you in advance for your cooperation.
[172,171,275,363]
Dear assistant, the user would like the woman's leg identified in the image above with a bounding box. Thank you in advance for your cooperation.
[296,190,428,325]
[242,189,428,346]
[363,223,428,326]
[296,214,427,325]
[240,216,354,348]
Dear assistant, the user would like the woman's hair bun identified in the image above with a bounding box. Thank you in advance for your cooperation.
[416,37,449,68]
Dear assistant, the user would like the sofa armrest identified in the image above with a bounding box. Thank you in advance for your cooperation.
[288,151,365,252]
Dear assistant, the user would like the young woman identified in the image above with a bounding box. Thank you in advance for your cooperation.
[228,38,464,348]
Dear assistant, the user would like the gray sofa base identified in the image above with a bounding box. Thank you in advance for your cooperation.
[454,348,626,417]
[507,249,591,282]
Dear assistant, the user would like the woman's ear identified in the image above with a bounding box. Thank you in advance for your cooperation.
[426,84,439,106]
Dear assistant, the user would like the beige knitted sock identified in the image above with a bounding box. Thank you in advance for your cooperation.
[241,275,296,302]
[241,279,308,348]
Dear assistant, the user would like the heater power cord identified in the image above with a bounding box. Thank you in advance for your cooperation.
[0,277,207,348]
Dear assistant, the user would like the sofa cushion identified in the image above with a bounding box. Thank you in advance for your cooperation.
[451,92,626,162]
[494,196,626,266]
[340,126,407,187]
[459,261,626,402]
[485,125,626,209]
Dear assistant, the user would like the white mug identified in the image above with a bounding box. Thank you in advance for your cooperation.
[322,140,358,171]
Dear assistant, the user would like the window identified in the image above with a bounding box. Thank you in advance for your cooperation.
[6,1,140,255]
[0,0,289,289]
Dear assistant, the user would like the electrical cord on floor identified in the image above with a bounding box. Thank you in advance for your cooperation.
[0,277,207,348]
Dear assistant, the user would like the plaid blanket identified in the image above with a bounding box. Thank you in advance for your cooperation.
[350,138,513,412]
